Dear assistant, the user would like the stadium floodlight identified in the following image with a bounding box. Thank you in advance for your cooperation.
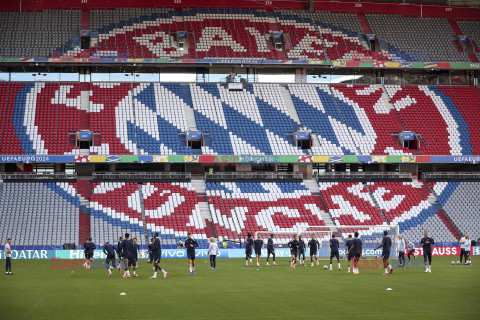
[256,224,399,260]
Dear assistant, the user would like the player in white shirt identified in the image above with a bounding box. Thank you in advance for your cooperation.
[4,237,13,275]
[459,232,468,264]
[463,235,472,265]
[397,234,406,268]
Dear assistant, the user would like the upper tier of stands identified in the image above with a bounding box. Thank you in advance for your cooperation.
[1,82,479,156]
[0,8,477,62]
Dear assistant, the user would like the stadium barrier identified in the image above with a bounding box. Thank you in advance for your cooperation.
[1,247,478,260]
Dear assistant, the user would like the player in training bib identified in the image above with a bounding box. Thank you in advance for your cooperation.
[266,234,277,266]
[245,233,254,267]
[420,231,435,273]
[308,235,320,267]
[329,235,341,271]
[254,235,264,267]
[185,233,199,275]
[374,230,394,275]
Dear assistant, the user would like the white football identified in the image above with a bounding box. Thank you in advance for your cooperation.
[457,261,461,265]
[451,261,455,265]
[323,265,328,270]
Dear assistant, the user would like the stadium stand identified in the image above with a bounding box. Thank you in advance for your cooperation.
[141,182,207,245]
[0,182,79,245]
[433,182,480,239]
[367,181,459,243]
[0,82,83,155]
[456,20,480,61]
[89,182,146,245]
[190,83,305,155]
[90,8,182,59]
[366,15,470,62]
[0,10,81,58]
[206,181,325,244]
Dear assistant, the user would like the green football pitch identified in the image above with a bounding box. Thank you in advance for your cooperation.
[0,257,479,319]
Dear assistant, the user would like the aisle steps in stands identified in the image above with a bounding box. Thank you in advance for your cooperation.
[304,179,336,227]
[77,179,92,244]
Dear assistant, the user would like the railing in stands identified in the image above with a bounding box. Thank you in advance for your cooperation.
[315,172,412,181]
[92,172,191,181]
[0,172,77,180]
[205,172,303,181]
[422,172,480,181]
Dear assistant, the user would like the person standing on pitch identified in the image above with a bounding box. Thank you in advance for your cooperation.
[103,241,119,275]
[118,233,137,278]
[4,237,13,275]
[298,236,306,266]
[288,235,300,269]
[266,234,277,266]
[329,234,341,271]
[117,236,124,273]
[406,239,416,261]
[150,232,167,279]
[245,233,254,267]
[185,233,199,275]
[208,237,219,271]
[254,234,264,267]
[82,237,96,269]
[397,234,406,268]
[463,234,472,265]
[420,231,435,273]
[374,230,394,275]
[308,235,320,267]
[459,232,468,264]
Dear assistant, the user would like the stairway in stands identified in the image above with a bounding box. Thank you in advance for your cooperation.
[76,179,92,244]
[192,179,217,239]
[304,179,336,227]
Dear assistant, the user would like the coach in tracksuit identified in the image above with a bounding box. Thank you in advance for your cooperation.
[397,234,406,268]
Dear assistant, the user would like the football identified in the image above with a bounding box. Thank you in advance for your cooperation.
[323,265,328,270]
[457,261,461,265]
[451,261,455,265]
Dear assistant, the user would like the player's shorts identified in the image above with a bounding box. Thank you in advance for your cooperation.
[464,250,470,258]
[298,249,305,255]
[460,248,466,256]
[382,251,390,260]
[310,250,317,257]
[354,253,361,259]
[423,250,432,263]
[330,250,339,259]
[291,250,298,256]
[85,253,93,259]
[245,249,252,256]
[187,251,196,261]
[128,258,137,267]
[347,253,354,261]
[408,249,415,256]
[152,253,161,264]
[267,249,275,255]
[255,249,261,256]
[106,258,116,266]
[398,251,405,259]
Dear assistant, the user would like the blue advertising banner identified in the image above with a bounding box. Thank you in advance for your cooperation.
[77,131,93,140]
[0,250,56,259]
[187,132,202,140]
[295,132,310,140]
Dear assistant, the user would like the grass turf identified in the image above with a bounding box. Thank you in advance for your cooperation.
[0,256,479,319]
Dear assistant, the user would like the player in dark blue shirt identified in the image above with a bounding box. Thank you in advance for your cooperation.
[118,233,138,278]
[245,233,254,267]
[345,234,355,273]
[298,236,306,266]
[266,234,277,266]
[82,237,96,269]
[351,232,363,274]
[147,238,154,264]
[308,236,320,267]
[288,235,300,269]
[254,235,264,267]
[103,241,118,275]
[133,238,140,267]
[150,232,167,279]
[329,235,341,271]
[374,231,394,275]
[420,231,435,273]
[185,233,199,275]
[117,236,124,273]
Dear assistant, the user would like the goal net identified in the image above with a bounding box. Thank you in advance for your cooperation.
[255,224,399,260]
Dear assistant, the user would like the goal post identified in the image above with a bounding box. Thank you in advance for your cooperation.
[255,224,399,259]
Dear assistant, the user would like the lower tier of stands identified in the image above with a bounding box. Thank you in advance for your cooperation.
[0,179,475,247]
